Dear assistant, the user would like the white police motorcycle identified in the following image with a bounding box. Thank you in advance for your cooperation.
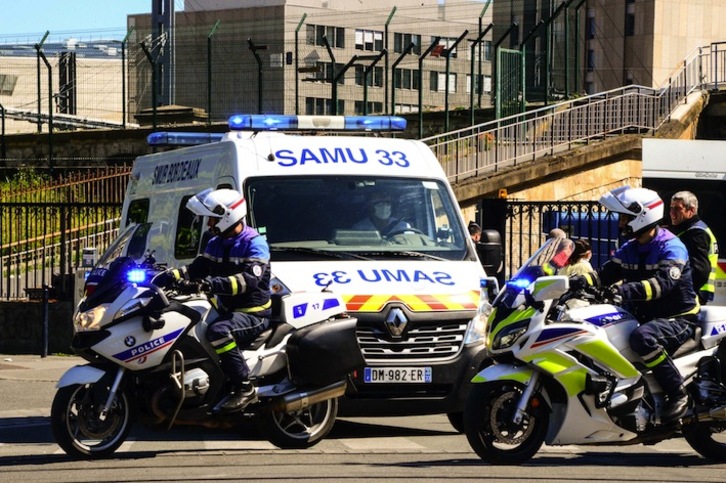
[51,222,363,458]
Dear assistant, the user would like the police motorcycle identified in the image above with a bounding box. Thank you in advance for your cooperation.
[463,236,726,465]
[51,222,364,458]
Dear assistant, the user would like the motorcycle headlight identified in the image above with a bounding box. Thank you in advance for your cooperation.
[464,300,494,346]
[491,319,530,350]
[73,304,109,332]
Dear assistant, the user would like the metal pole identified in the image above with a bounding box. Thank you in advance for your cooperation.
[115,27,134,129]
[0,103,5,160]
[362,50,386,115]
[418,37,441,139]
[574,0,586,94]
[384,7,396,114]
[470,24,493,126]
[494,22,518,119]
[391,42,415,114]
[322,36,337,114]
[35,31,49,134]
[207,21,219,125]
[37,49,53,175]
[42,285,49,357]
[295,14,307,115]
[444,30,468,133]
[478,1,492,109]
[248,38,266,114]
[140,41,158,129]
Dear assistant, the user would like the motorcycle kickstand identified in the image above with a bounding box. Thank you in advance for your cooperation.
[167,350,186,430]
[512,371,540,425]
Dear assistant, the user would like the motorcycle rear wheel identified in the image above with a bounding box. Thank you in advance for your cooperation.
[464,382,549,465]
[51,384,132,458]
[257,397,338,449]
[684,421,726,462]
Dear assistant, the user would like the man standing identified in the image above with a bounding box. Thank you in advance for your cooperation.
[669,191,719,305]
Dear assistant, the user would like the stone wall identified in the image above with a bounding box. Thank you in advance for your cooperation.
[0,301,74,355]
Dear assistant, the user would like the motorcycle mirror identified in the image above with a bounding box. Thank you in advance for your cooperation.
[532,276,569,303]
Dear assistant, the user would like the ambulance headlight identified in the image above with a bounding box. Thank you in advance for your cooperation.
[464,300,493,346]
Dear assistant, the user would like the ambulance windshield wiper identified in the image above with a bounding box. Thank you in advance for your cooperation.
[271,246,372,261]
[360,250,448,261]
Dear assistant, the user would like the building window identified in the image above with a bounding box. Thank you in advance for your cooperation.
[307,24,345,48]
[305,97,345,115]
[312,62,346,84]
[587,49,595,72]
[436,37,459,58]
[393,68,419,90]
[484,40,492,61]
[586,10,595,40]
[625,3,635,36]
[467,74,490,95]
[355,29,383,52]
[0,74,18,95]
[355,65,383,87]
[393,33,422,55]
[430,71,456,92]
[354,101,383,114]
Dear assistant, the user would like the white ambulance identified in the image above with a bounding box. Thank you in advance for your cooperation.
[120,114,497,428]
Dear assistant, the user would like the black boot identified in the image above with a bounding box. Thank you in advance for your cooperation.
[218,381,258,412]
[661,386,688,423]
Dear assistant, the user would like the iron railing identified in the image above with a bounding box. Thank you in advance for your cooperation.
[424,42,726,184]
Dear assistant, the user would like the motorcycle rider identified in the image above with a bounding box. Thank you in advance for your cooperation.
[570,186,700,422]
[159,188,272,412]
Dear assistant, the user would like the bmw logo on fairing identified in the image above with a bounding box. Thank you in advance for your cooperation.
[124,336,136,347]
[385,308,408,338]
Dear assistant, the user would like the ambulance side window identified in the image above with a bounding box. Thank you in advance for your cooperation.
[174,195,205,259]
[125,199,149,226]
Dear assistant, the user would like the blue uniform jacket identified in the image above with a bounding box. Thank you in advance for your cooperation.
[598,227,699,322]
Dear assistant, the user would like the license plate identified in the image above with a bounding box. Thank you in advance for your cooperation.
[363,367,432,383]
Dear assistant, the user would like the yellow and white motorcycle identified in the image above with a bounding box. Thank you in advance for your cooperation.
[464,237,726,464]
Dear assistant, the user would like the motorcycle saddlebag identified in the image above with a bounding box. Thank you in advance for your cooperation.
[286,318,364,386]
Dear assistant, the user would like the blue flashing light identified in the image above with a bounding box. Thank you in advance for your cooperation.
[147,132,224,147]
[228,114,407,132]
[508,278,532,289]
[126,269,147,284]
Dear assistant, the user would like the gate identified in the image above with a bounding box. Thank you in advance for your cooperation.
[476,199,622,281]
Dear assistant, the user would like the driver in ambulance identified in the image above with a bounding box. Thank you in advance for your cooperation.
[353,189,412,237]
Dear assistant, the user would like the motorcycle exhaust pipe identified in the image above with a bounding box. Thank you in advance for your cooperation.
[271,380,347,413]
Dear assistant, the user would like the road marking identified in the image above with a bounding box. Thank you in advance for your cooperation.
[204,440,278,451]
[338,437,427,452]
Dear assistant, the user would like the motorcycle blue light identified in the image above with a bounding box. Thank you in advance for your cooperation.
[228,114,407,132]
[509,278,532,289]
[147,132,224,146]
[126,269,147,284]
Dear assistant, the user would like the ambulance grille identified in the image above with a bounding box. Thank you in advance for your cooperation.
[356,323,467,362]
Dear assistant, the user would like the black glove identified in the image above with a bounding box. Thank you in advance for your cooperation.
[569,275,588,291]
[176,278,212,294]
[154,269,178,288]
[602,285,622,305]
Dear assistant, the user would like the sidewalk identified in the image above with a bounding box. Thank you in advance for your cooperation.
[0,354,82,383]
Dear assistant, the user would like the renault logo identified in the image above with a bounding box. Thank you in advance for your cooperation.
[384,308,408,338]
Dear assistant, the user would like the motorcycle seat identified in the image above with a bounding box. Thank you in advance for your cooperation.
[672,325,702,359]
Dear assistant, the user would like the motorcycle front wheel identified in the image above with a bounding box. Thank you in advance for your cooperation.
[257,397,338,449]
[51,384,132,458]
[464,382,549,465]
[684,420,726,462]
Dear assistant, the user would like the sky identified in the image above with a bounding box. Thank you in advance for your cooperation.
[0,0,155,39]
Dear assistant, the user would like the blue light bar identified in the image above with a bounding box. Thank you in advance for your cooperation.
[126,269,147,284]
[508,277,532,289]
[147,132,224,146]
[228,114,407,132]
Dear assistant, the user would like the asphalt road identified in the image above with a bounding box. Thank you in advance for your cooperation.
[1,355,725,482]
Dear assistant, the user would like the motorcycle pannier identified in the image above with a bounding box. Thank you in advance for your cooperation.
[286,318,364,386]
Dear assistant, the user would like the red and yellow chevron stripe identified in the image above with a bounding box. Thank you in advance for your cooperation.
[343,290,480,312]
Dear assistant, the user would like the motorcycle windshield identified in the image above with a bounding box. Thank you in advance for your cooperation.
[496,237,574,307]
[95,223,153,270]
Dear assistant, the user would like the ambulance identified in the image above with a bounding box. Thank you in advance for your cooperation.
[120,114,497,428]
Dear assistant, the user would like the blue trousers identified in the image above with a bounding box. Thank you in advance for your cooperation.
[207,312,269,383]
[629,317,694,395]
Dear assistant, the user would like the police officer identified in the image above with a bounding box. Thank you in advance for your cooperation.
[669,191,719,305]
[161,188,271,412]
[571,186,700,422]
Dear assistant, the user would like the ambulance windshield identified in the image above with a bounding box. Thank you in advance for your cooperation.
[247,176,470,261]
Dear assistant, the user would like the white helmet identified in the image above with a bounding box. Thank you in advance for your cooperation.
[186,188,247,234]
[599,186,664,236]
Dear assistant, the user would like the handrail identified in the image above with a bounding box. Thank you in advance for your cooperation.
[424,42,725,185]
